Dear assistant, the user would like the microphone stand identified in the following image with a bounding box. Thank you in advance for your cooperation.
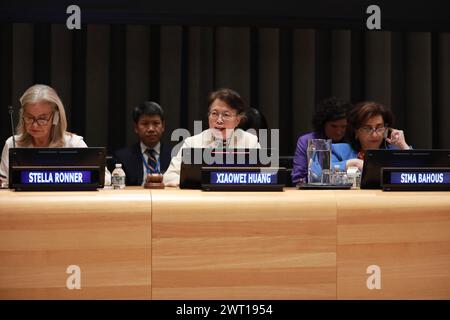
[8,106,16,148]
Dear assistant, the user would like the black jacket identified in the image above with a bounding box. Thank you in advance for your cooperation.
[113,142,172,186]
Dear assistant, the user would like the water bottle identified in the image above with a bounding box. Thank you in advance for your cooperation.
[331,165,340,185]
[347,166,361,189]
[111,163,126,189]
[355,168,361,188]
[332,165,347,185]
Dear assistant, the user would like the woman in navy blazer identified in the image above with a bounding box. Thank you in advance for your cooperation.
[332,101,411,171]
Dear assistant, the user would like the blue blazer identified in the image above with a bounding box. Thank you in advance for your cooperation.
[331,143,399,171]
[331,143,359,171]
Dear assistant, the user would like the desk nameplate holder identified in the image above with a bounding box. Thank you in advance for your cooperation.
[381,167,450,191]
[10,166,102,191]
[201,166,286,191]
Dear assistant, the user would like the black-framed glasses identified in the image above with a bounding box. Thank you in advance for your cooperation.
[23,113,53,126]
[208,111,237,121]
[359,126,388,135]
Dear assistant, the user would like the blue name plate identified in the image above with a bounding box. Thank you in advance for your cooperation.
[390,172,450,184]
[210,171,278,185]
[20,170,92,184]
[382,167,450,191]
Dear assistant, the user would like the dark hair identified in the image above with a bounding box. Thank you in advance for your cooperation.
[348,101,394,151]
[312,97,351,135]
[132,101,164,123]
[238,107,268,131]
[207,88,246,115]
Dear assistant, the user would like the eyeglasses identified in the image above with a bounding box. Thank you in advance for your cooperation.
[23,113,53,126]
[208,111,237,121]
[359,126,388,135]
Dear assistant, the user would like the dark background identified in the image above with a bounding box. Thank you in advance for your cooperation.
[1,0,449,155]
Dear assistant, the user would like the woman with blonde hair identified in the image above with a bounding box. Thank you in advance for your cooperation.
[0,84,100,185]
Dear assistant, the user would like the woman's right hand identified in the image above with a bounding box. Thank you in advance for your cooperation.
[386,128,410,150]
[346,159,364,171]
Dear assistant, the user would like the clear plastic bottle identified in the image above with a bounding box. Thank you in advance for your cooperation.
[354,169,361,189]
[111,163,126,189]
[332,165,347,185]
[331,165,340,185]
[347,166,361,189]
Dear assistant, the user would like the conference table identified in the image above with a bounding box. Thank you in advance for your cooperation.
[0,187,449,299]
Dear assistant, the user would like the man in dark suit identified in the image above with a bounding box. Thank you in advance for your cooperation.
[113,101,172,186]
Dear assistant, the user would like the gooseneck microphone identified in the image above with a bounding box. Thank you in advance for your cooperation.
[8,105,16,148]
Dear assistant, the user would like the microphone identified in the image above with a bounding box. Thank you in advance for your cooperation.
[8,105,16,148]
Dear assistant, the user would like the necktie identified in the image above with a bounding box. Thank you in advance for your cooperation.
[145,149,159,173]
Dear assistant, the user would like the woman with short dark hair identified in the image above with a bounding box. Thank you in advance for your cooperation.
[163,88,260,186]
[332,101,411,171]
[292,97,351,184]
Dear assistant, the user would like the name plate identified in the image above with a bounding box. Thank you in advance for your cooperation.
[382,167,450,191]
[10,166,102,191]
[202,167,285,191]
[20,170,92,184]
[210,171,278,185]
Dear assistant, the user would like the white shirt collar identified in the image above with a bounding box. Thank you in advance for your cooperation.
[205,128,239,148]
